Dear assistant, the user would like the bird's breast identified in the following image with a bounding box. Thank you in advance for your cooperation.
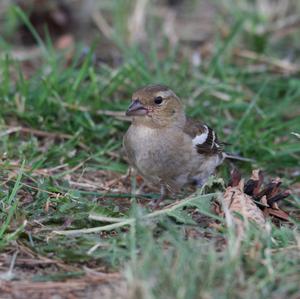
[128,126,170,162]
[125,125,194,177]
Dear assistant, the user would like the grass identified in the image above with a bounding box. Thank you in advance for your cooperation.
[0,1,300,298]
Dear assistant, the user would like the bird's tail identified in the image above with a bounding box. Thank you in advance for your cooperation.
[223,152,255,163]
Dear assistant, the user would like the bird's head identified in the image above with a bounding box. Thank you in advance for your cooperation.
[126,84,185,128]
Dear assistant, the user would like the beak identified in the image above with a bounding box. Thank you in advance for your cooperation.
[126,100,148,116]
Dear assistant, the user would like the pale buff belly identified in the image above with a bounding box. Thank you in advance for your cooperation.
[126,126,216,189]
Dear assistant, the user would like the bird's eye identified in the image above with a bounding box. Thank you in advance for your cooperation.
[154,96,163,105]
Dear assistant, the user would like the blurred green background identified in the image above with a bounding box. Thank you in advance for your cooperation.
[0,1,299,298]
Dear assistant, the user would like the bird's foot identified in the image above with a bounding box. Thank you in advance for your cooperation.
[151,197,165,209]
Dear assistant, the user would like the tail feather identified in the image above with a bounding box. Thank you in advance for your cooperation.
[223,152,255,163]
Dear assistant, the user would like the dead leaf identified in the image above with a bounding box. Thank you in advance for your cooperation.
[265,208,289,221]
[215,167,293,239]
[222,180,266,227]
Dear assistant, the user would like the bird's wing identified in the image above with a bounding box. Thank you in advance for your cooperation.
[183,118,225,155]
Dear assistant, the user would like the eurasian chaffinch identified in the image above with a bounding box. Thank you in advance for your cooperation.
[123,84,228,201]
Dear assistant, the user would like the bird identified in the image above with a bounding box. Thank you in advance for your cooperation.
[123,84,245,203]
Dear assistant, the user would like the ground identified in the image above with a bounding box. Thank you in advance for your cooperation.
[0,1,300,298]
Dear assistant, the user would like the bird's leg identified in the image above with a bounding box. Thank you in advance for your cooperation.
[152,185,167,209]
[129,167,145,196]
[135,181,147,195]
[159,185,167,200]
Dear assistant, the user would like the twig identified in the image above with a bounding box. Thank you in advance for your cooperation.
[0,47,42,61]
[0,126,89,150]
[13,180,65,197]
[128,0,149,43]
[18,243,78,272]
[269,245,300,253]
[0,157,92,179]
[264,14,300,35]
[92,10,114,40]
[1,274,121,292]
[68,180,110,191]
[210,90,231,101]
[62,102,130,121]
[4,126,71,139]
[234,49,300,74]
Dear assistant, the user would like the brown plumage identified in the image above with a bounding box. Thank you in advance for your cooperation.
[123,84,226,201]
